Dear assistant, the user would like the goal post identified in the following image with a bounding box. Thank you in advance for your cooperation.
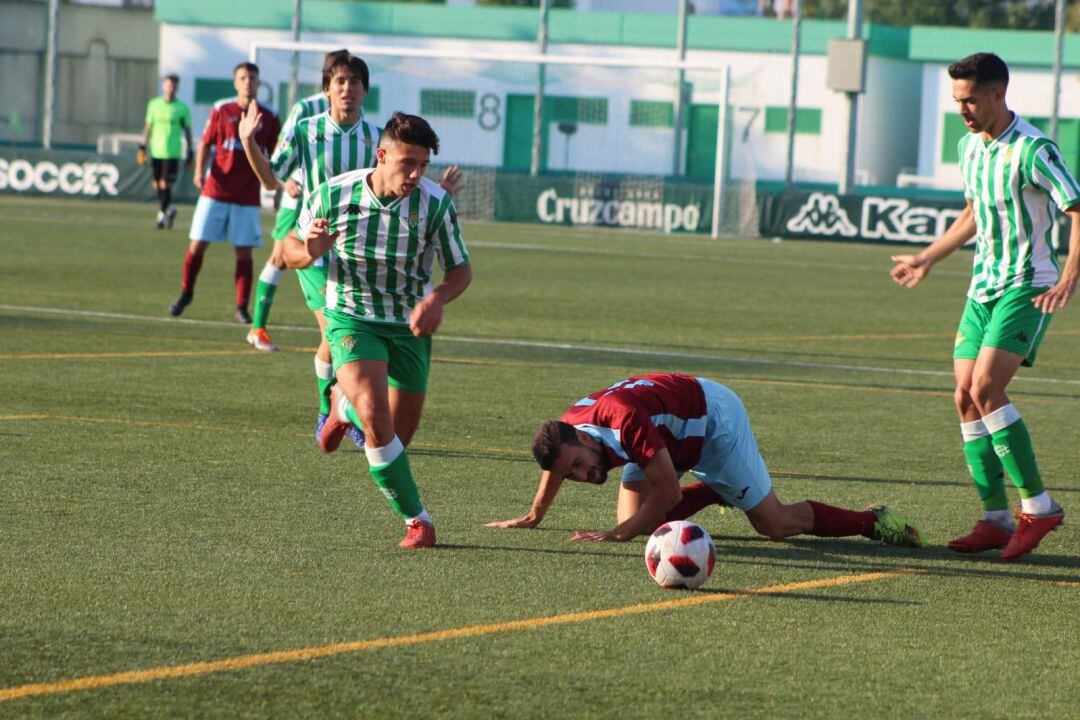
[250,40,747,239]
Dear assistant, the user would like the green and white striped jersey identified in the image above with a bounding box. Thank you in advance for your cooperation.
[270,111,381,201]
[298,168,469,325]
[959,114,1080,301]
[274,93,331,205]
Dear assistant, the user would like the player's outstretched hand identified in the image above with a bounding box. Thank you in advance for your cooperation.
[571,530,619,542]
[1032,274,1078,314]
[238,101,262,143]
[438,166,464,195]
[486,515,542,529]
[408,296,444,337]
[304,217,338,258]
[890,254,930,289]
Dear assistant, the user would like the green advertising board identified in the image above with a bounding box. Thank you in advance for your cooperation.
[493,173,716,234]
[0,148,200,203]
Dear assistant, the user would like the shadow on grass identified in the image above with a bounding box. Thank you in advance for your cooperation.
[435,542,640,560]
[773,470,1079,495]
[409,447,533,463]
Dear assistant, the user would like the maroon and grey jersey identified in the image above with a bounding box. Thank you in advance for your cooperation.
[559,373,708,472]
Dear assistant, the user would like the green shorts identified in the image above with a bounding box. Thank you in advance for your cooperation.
[323,308,431,393]
[270,202,300,242]
[297,262,328,311]
[954,286,1052,367]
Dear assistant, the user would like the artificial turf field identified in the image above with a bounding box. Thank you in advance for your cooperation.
[0,196,1077,719]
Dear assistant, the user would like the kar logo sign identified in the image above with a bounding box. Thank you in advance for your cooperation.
[786,193,857,237]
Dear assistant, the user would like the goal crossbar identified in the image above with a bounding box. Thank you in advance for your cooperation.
[250,40,732,239]
[250,40,727,74]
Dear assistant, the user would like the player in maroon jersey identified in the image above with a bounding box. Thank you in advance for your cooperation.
[488,373,926,547]
[169,62,281,323]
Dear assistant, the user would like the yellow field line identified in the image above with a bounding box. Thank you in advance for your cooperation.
[0,350,253,360]
[0,569,918,703]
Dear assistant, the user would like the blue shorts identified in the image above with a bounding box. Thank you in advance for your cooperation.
[620,378,772,511]
[189,196,263,247]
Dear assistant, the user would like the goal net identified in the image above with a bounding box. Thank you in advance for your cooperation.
[251,42,760,239]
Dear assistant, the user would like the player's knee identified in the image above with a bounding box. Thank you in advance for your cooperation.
[748,512,788,540]
[967,375,998,412]
[953,385,975,414]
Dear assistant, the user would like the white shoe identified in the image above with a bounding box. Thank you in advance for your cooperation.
[246,328,278,352]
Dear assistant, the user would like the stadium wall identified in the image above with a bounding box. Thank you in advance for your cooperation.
[912,26,1080,190]
[0,1,158,148]
[153,0,918,190]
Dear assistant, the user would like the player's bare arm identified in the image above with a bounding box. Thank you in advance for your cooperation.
[890,200,976,288]
[572,449,682,542]
[281,230,315,269]
[1032,202,1080,314]
[486,470,565,529]
[301,218,338,262]
[192,140,210,189]
[238,101,281,192]
[138,123,151,165]
[283,177,302,198]
[408,264,472,337]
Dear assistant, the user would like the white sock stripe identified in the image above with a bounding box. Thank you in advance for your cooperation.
[982,404,1021,434]
[259,263,283,285]
[366,436,404,467]
[335,393,353,424]
[960,419,990,442]
[314,357,334,381]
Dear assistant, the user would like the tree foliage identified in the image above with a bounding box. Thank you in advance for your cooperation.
[802,0,1078,31]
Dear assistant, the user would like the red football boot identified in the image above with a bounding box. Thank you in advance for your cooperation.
[400,519,436,549]
[1000,505,1064,561]
[319,411,351,454]
[947,520,1014,553]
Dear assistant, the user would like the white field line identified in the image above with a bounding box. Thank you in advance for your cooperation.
[3,303,1079,388]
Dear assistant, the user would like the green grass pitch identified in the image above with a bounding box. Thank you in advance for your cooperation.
[0,196,1076,719]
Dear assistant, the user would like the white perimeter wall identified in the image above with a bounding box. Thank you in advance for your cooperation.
[161,24,921,184]
[918,63,1080,189]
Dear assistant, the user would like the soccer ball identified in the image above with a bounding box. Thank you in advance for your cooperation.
[644,520,716,589]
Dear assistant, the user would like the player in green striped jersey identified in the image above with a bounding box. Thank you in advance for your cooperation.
[241,51,461,450]
[293,112,472,549]
[245,89,330,352]
[890,53,1080,560]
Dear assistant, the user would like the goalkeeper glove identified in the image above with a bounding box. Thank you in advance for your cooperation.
[136,144,147,166]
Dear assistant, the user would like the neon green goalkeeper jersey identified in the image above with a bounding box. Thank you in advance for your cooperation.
[144,97,191,160]
[959,114,1080,302]
[297,168,470,325]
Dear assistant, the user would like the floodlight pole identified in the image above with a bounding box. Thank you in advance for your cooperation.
[838,0,864,195]
[1050,0,1067,249]
[671,0,689,177]
[784,0,802,188]
[530,0,550,177]
[42,0,60,149]
[287,0,304,110]
[710,65,731,240]
[1050,0,1066,143]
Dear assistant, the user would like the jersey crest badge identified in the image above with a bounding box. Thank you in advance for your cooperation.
[407,212,419,228]
[340,335,356,351]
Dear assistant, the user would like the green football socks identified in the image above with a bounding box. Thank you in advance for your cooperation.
[960,420,1008,511]
[251,263,282,330]
[983,404,1045,499]
[315,357,334,416]
[366,436,424,519]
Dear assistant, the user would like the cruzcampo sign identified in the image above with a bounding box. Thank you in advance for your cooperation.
[494,174,715,234]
